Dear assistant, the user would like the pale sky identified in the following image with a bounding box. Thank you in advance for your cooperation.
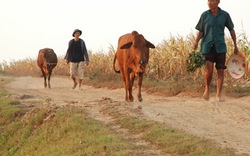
[0,0,249,63]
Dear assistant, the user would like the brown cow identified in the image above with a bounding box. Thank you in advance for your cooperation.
[37,48,57,88]
[113,31,155,102]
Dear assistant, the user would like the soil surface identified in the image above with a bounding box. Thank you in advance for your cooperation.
[3,76,250,155]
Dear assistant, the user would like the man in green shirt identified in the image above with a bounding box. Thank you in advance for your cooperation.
[193,0,239,102]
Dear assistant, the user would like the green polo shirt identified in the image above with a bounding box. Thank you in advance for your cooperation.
[195,8,234,54]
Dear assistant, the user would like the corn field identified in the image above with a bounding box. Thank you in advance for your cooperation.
[1,32,249,90]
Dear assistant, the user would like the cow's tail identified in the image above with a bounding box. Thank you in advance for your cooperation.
[113,53,120,73]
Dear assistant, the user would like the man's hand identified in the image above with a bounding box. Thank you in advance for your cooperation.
[193,42,198,50]
[234,46,239,55]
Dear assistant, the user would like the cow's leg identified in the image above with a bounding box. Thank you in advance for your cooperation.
[40,69,47,88]
[130,72,135,87]
[44,76,47,88]
[48,72,51,89]
[127,83,134,102]
[137,73,143,102]
[120,70,128,101]
[130,72,137,101]
[126,70,134,102]
[124,82,129,102]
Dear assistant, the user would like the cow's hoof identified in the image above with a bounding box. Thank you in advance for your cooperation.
[126,99,134,102]
[130,96,134,102]
[126,98,134,102]
[125,96,134,102]
[138,98,143,102]
[125,97,129,102]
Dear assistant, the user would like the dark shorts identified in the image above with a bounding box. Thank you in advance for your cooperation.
[203,44,227,69]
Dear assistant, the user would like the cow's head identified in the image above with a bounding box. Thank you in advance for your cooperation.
[120,32,155,73]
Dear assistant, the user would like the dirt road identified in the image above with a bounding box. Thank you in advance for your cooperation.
[4,76,250,155]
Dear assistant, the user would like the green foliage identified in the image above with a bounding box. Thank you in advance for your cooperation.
[186,51,205,72]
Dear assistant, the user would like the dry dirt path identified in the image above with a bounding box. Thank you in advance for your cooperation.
[3,76,250,155]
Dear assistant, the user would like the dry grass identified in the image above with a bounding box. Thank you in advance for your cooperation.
[1,32,249,95]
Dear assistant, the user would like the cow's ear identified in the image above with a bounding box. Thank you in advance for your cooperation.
[120,42,133,49]
[146,40,155,49]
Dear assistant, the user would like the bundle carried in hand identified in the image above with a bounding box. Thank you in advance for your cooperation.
[186,51,205,72]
